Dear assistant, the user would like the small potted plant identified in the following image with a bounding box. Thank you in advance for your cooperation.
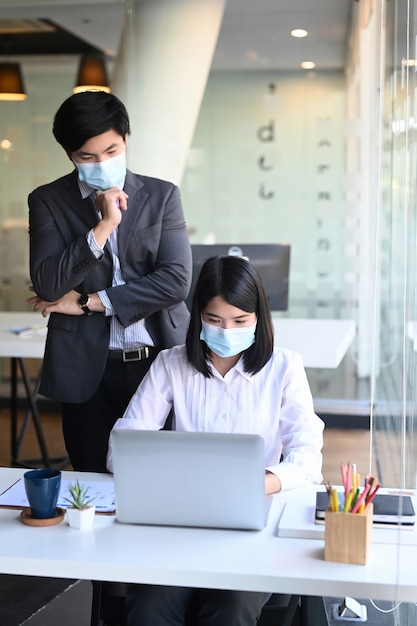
[64,480,96,529]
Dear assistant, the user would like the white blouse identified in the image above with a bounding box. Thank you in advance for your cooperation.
[107,344,324,491]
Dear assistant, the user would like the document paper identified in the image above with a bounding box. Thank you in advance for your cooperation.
[0,478,116,513]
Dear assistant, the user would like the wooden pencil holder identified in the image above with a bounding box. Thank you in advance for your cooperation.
[324,504,373,565]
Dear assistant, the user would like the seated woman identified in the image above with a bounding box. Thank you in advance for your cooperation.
[107,254,324,626]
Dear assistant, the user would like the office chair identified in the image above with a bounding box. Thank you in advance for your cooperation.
[90,581,301,626]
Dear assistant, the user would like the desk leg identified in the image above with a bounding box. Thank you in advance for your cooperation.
[18,358,50,467]
[9,357,68,469]
[10,357,18,465]
[300,596,329,626]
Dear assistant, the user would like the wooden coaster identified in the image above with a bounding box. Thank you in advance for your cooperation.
[20,507,66,527]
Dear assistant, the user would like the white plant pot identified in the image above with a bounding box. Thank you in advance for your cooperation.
[66,505,96,529]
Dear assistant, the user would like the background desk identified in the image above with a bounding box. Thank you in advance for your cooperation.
[0,313,356,467]
[0,312,48,467]
[272,317,355,369]
[0,312,46,359]
[0,311,356,367]
[0,468,415,604]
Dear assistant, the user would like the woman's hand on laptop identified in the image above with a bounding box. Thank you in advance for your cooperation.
[265,471,281,495]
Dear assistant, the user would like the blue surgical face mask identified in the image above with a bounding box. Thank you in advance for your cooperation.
[76,150,126,191]
[200,320,257,358]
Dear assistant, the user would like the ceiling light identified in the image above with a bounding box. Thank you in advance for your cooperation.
[291,29,308,38]
[0,62,27,101]
[73,54,110,94]
[301,61,316,70]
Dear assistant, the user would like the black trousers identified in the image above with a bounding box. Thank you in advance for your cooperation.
[62,353,157,472]
[125,585,272,626]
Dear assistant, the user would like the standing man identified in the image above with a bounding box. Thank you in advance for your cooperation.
[26,91,192,472]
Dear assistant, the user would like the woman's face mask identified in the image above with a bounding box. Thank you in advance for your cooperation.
[200,319,257,358]
[75,150,126,191]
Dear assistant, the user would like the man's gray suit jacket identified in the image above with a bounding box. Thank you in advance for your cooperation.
[28,169,192,404]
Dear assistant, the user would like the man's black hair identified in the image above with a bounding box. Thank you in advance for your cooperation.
[52,91,131,154]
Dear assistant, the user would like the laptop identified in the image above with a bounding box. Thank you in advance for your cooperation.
[110,429,267,530]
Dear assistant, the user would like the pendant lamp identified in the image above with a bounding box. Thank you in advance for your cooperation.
[0,62,27,101]
[73,54,110,94]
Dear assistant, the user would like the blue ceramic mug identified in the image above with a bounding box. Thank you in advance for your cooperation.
[23,468,62,519]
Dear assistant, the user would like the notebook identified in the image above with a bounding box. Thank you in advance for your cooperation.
[315,491,416,526]
[110,429,267,530]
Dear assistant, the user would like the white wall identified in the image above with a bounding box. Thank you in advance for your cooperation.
[0,65,349,320]
[181,69,349,319]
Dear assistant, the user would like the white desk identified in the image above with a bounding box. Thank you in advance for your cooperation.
[0,312,49,467]
[272,317,356,369]
[407,321,417,352]
[0,311,47,359]
[0,312,355,466]
[0,468,416,604]
[0,312,355,367]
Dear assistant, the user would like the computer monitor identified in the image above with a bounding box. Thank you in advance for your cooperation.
[186,243,291,312]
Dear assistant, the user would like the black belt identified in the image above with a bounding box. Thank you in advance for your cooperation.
[108,347,156,362]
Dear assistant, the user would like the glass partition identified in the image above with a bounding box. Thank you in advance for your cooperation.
[372,0,417,491]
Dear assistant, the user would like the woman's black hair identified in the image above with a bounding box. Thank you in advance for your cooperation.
[52,91,131,154]
[186,255,274,377]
